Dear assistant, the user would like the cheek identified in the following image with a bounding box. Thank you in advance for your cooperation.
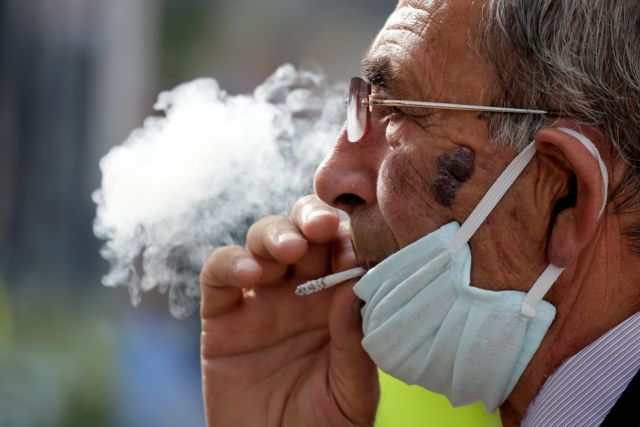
[431,146,475,206]
[377,148,449,246]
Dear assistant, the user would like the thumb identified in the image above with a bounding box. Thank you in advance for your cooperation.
[327,281,379,424]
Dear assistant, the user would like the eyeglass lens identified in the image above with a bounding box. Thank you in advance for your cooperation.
[346,77,370,142]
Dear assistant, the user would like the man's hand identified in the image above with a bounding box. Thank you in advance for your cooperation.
[200,195,379,426]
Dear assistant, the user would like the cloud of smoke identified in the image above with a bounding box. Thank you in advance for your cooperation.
[93,64,345,318]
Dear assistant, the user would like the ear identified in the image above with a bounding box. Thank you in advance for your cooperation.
[535,126,608,267]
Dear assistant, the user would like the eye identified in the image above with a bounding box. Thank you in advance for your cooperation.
[378,106,402,121]
[376,105,431,125]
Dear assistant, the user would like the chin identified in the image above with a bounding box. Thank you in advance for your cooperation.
[349,212,400,265]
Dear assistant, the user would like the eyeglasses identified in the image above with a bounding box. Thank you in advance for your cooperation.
[345,76,550,143]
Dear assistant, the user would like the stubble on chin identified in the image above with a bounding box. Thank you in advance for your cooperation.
[348,212,400,266]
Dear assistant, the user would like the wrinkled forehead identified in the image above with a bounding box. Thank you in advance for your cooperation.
[363,0,490,101]
[374,0,485,48]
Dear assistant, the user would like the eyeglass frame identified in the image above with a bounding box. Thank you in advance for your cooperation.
[345,76,551,143]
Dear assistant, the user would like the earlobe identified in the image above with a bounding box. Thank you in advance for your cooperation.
[535,126,609,267]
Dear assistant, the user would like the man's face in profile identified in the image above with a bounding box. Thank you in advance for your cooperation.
[314,0,515,269]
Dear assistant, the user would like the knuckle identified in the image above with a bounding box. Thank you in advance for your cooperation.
[260,214,288,227]
[292,195,320,216]
[200,245,242,285]
[297,194,318,207]
[209,245,242,265]
[247,215,289,238]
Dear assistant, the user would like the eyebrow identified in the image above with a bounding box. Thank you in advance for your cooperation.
[361,55,396,91]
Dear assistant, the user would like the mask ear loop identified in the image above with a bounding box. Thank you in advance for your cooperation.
[448,128,608,319]
[520,128,608,318]
[449,142,537,253]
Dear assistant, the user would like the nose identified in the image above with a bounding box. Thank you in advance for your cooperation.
[313,126,385,216]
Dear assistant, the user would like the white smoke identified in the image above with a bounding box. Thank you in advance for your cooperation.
[93,64,345,318]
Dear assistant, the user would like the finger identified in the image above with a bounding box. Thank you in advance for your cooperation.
[327,283,379,424]
[200,246,262,318]
[331,221,358,272]
[246,215,308,265]
[286,221,356,293]
[204,270,335,357]
[290,243,332,280]
[253,256,290,287]
[291,195,340,244]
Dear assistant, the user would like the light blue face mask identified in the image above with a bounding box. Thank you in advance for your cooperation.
[353,128,608,412]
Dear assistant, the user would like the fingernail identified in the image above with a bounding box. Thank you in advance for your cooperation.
[234,258,261,274]
[276,231,303,245]
[304,209,334,223]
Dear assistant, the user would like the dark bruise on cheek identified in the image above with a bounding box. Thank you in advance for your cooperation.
[431,147,475,206]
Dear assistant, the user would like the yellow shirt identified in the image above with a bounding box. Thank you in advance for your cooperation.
[375,370,503,427]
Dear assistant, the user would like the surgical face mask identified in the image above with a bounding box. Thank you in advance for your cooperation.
[353,128,608,412]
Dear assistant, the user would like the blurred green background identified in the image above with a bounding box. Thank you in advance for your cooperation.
[0,0,392,426]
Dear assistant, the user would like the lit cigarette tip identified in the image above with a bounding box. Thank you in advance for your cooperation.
[295,267,367,297]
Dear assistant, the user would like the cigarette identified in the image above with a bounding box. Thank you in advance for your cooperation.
[295,267,367,296]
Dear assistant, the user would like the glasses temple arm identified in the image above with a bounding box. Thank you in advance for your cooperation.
[369,98,550,115]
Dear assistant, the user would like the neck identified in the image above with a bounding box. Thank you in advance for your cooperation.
[500,214,640,425]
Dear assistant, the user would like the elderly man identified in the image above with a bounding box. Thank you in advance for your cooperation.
[199,0,640,425]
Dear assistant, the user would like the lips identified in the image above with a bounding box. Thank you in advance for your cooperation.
[349,213,400,267]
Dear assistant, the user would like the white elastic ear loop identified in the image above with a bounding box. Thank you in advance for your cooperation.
[558,128,609,215]
[520,128,609,318]
[449,142,537,253]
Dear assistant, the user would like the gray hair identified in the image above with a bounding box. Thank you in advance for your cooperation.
[480,0,640,251]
